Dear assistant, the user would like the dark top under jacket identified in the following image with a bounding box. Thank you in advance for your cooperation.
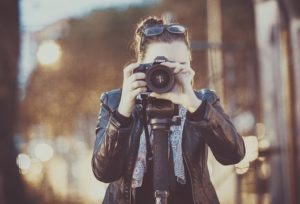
[91,88,246,204]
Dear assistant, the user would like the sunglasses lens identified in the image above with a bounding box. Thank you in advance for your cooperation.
[144,26,164,36]
[167,25,186,34]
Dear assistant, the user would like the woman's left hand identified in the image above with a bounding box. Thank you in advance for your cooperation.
[149,61,202,113]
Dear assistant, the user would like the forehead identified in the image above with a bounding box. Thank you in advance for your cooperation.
[142,41,191,63]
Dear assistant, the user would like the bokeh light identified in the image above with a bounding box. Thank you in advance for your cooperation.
[34,143,54,162]
[16,153,31,173]
[234,136,258,174]
[37,40,61,66]
[244,136,259,162]
[235,160,250,175]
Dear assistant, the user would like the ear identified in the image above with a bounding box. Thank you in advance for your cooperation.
[189,52,192,61]
[137,53,144,63]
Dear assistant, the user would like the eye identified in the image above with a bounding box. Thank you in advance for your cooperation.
[180,62,187,65]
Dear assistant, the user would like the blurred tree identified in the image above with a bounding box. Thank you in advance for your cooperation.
[0,0,29,203]
[21,0,257,141]
[21,7,152,139]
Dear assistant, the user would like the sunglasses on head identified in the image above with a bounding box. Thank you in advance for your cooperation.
[141,24,186,37]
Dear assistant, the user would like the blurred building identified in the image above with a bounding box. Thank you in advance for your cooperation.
[243,0,300,204]
[201,0,300,204]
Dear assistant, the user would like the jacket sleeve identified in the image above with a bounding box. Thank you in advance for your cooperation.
[187,90,246,165]
[91,92,132,183]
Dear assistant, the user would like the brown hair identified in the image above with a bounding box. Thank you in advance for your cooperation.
[133,16,191,61]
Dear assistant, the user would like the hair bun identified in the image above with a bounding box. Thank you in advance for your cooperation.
[141,16,163,27]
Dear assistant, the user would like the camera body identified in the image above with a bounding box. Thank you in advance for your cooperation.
[134,56,175,93]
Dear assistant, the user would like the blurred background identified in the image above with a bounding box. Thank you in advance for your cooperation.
[0,0,300,203]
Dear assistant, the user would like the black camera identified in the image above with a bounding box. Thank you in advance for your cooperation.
[133,56,175,93]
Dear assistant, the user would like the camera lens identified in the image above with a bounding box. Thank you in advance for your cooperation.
[146,65,175,93]
[151,69,170,88]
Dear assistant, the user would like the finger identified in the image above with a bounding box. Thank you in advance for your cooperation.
[161,62,187,73]
[123,62,140,79]
[161,61,179,68]
[149,92,161,98]
[177,69,189,74]
[127,72,146,83]
[173,66,186,74]
[131,80,147,90]
[176,67,195,76]
[149,92,169,100]
[131,87,147,98]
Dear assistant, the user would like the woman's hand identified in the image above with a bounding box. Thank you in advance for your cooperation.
[149,61,202,113]
[118,63,147,117]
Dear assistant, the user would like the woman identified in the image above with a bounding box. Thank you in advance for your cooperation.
[92,16,245,204]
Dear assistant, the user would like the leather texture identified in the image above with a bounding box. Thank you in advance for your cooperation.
[92,88,246,204]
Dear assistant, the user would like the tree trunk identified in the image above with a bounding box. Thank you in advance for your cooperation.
[0,0,28,203]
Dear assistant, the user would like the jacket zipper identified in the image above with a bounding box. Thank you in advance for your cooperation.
[183,154,196,204]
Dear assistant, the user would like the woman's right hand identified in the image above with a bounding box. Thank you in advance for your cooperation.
[118,62,147,117]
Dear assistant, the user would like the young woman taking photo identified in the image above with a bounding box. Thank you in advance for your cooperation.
[92,16,245,204]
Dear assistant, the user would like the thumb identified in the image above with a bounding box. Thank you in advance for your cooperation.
[150,92,163,99]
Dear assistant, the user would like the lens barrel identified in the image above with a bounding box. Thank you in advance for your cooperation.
[145,64,174,93]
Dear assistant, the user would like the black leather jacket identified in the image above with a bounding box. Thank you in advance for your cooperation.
[92,88,245,204]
